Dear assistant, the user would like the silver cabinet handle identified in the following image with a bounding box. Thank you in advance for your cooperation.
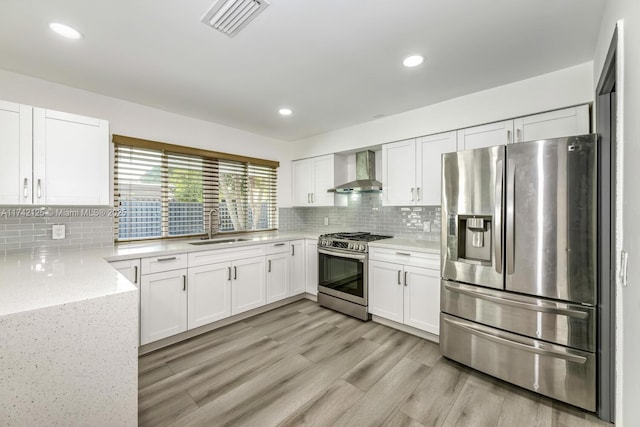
[443,316,587,364]
[396,252,411,256]
[37,179,41,198]
[227,266,232,281]
[506,161,516,275]
[233,266,237,280]
[182,275,187,291]
[308,193,311,204]
[134,266,138,284]
[507,129,512,144]
[274,243,285,247]
[416,187,421,202]
[311,193,315,203]
[157,256,177,262]
[410,188,414,202]
[404,271,408,286]
[268,260,272,273]
[494,159,503,274]
[516,128,522,143]
[23,178,28,198]
[397,270,401,285]
[291,245,295,256]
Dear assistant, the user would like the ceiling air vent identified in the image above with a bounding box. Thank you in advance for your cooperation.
[201,0,270,37]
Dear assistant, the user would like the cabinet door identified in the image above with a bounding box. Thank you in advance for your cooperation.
[513,105,590,143]
[415,132,457,206]
[305,240,318,295]
[403,266,440,334]
[311,155,336,206]
[369,260,404,323]
[231,256,266,314]
[382,139,416,206]
[33,108,109,205]
[289,240,306,296]
[292,158,313,206]
[457,120,513,150]
[110,259,140,288]
[140,269,188,345]
[266,252,290,303]
[0,101,32,205]
[188,262,232,329]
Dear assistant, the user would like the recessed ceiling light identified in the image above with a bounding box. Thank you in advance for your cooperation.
[403,55,424,67]
[279,108,292,116]
[49,22,82,40]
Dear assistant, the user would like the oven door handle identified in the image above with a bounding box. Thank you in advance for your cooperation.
[318,248,367,261]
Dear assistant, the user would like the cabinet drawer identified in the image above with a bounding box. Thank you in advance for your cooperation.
[265,241,289,255]
[188,244,266,267]
[440,313,595,411]
[369,247,439,270]
[441,280,595,351]
[141,253,188,274]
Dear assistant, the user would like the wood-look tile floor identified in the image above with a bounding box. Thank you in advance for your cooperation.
[139,299,611,427]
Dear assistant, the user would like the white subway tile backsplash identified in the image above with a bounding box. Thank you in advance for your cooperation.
[279,192,440,240]
[0,206,115,256]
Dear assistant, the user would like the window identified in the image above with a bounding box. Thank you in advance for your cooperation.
[113,135,278,242]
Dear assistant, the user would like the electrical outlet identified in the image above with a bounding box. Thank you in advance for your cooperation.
[324,217,329,226]
[52,224,65,240]
[423,220,431,232]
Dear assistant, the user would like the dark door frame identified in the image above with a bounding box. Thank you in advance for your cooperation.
[595,25,618,424]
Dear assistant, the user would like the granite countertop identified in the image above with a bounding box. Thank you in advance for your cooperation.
[369,238,440,254]
[0,231,320,317]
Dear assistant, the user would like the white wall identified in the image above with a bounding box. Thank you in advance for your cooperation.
[594,2,640,426]
[292,62,594,158]
[0,69,294,207]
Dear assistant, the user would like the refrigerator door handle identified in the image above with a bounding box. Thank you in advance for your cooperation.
[443,316,588,364]
[443,282,589,319]
[494,159,503,274]
[506,160,516,275]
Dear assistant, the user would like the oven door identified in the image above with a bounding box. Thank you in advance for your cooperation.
[318,248,367,305]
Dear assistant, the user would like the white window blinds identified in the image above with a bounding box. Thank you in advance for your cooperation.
[113,137,277,242]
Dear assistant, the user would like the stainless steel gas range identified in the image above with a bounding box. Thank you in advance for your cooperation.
[317,232,392,320]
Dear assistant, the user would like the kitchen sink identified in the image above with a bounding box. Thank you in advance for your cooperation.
[189,238,251,245]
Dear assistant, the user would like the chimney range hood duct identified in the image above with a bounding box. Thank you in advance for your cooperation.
[330,151,382,193]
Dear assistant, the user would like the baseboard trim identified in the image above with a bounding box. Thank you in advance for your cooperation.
[371,315,440,343]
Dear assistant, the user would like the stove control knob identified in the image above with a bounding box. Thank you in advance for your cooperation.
[348,243,353,250]
[359,244,365,251]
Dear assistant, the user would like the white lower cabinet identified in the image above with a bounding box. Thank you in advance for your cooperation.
[289,240,306,296]
[187,262,232,329]
[369,248,440,335]
[140,269,188,345]
[109,259,140,287]
[266,252,290,304]
[305,239,318,295]
[232,256,266,314]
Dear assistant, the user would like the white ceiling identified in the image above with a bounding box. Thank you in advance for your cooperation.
[0,0,605,141]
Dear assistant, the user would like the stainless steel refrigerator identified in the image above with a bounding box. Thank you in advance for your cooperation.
[440,134,597,411]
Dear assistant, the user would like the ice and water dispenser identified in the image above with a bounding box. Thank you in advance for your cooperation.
[454,215,493,263]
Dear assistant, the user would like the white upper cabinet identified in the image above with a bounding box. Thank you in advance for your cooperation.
[291,154,347,207]
[381,138,416,206]
[513,105,590,143]
[0,101,32,205]
[0,100,109,206]
[33,108,109,205]
[415,132,457,206]
[382,132,456,206]
[457,120,514,150]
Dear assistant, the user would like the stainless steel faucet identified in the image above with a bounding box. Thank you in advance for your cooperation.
[208,208,219,239]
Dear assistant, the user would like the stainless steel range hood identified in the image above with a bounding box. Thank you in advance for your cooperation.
[329,150,382,193]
